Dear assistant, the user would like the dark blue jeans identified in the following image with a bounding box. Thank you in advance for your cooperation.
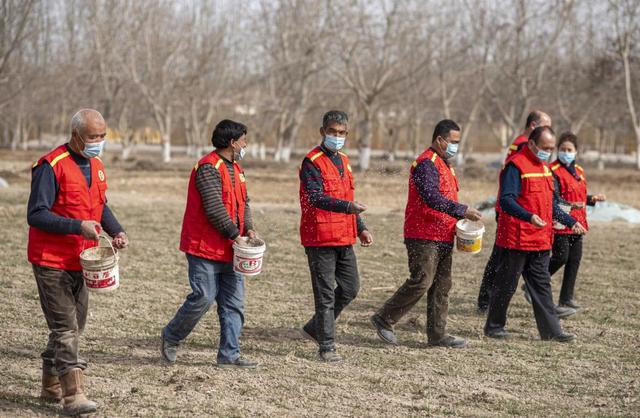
[163,254,245,362]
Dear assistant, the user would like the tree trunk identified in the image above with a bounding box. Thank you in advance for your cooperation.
[357,116,373,171]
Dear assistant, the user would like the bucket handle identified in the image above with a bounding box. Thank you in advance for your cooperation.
[81,233,117,258]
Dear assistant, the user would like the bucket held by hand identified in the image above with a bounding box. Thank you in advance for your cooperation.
[79,234,120,292]
[233,237,266,276]
[455,219,485,254]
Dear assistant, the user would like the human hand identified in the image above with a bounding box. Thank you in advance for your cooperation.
[530,214,547,228]
[246,230,258,240]
[572,222,587,235]
[591,194,606,203]
[359,230,373,247]
[80,220,102,240]
[234,236,247,247]
[464,207,483,221]
[112,232,129,249]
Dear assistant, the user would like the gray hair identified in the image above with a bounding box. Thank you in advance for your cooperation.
[322,110,348,128]
[70,109,104,135]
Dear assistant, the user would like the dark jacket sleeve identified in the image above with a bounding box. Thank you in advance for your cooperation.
[27,162,82,235]
[299,158,352,213]
[499,163,534,222]
[101,205,125,237]
[195,164,241,240]
[412,159,467,218]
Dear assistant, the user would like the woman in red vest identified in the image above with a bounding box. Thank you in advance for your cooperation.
[27,109,128,415]
[161,120,259,369]
[550,132,605,309]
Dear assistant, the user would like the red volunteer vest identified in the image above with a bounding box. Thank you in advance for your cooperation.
[496,146,554,251]
[496,134,529,215]
[28,145,107,271]
[551,161,588,235]
[180,152,247,262]
[404,148,460,243]
[299,147,357,247]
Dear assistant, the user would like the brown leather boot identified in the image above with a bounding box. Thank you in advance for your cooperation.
[59,368,97,416]
[40,371,62,403]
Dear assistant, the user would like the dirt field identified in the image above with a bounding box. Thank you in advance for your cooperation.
[1,150,639,417]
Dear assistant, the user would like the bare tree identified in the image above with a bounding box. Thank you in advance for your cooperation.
[610,0,640,169]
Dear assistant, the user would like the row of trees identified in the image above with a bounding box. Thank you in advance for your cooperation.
[1,0,639,169]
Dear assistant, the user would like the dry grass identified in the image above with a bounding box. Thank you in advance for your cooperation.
[0,150,639,417]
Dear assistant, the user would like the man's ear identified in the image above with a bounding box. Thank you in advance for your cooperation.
[319,127,325,137]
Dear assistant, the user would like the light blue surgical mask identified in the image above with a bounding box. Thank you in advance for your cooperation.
[80,140,105,159]
[234,147,246,161]
[536,149,551,162]
[324,135,345,152]
[445,142,459,159]
[558,151,576,165]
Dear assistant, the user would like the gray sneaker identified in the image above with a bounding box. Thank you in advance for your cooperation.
[370,314,397,345]
[556,305,577,319]
[300,325,319,346]
[428,335,468,348]
[317,350,342,363]
[216,357,259,369]
[160,333,178,363]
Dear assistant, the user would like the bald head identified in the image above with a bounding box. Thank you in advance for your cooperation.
[524,110,551,135]
[71,109,105,136]
[69,109,107,154]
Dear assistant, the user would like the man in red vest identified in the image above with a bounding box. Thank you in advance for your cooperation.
[477,110,555,314]
[370,120,482,348]
[27,109,128,415]
[299,110,373,362]
[161,120,259,369]
[484,126,587,342]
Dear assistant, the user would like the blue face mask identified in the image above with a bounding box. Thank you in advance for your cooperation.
[81,140,105,159]
[324,135,345,152]
[445,142,459,159]
[558,151,576,165]
[536,149,551,162]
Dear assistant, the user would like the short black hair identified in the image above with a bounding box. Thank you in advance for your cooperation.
[558,131,578,149]
[432,119,461,142]
[322,110,348,128]
[528,126,555,145]
[211,119,247,149]
[525,111,543,129]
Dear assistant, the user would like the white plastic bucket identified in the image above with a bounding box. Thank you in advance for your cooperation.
[232,237,266,276]
[455,220,485,254]
[79,235,120,293]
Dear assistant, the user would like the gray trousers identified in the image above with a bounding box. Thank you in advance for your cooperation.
[33,264,88,375]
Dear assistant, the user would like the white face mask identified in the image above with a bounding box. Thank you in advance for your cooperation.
[234,146,246,161]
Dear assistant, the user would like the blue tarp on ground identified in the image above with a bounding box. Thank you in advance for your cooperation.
[478,198,640,224]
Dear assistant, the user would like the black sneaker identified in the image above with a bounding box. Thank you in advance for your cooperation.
[555,305,577,319]
[216,357,259,369]
[317,349,342,363]
[160,333,178,364]
[485,329,510,339]
[300,325,319,346]
[370,315,397,345]
[428,335,468,348]
[543,332,576,343]
[559,300,581,309]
